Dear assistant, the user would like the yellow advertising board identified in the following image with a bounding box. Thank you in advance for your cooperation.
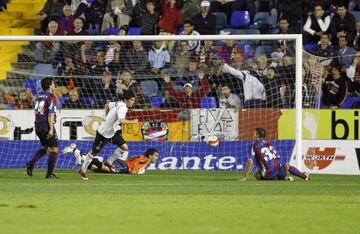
[278,109,360,140]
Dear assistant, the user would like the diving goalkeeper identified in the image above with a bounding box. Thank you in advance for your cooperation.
[63,144,159,174]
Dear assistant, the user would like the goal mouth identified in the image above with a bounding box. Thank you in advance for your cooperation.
[0,34,303,171]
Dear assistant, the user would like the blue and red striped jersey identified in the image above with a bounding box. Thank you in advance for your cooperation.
[34,91,57,124]
[249,139,281,179]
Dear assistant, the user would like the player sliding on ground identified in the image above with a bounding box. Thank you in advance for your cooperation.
[241,128,310,181]
[63,145,159,174]
[78,91,138,180]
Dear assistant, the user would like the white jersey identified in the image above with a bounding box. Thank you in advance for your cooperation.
[97,101,128,138]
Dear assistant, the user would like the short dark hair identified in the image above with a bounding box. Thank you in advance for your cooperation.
[41,78,54,91]
[255,128,266,138]
[183,19,193,26]
[144,148,159,157]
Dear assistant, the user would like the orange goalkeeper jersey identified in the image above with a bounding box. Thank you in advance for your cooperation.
[125,156,150,174]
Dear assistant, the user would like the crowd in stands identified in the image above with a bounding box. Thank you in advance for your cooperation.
[2,0,360,111]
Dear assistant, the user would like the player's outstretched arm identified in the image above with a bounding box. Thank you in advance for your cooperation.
[240,159,253,181]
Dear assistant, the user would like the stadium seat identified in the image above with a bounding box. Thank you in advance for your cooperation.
[213,12,228,30]
[239,44,253,59]
[249,12,270,29]
[30,64,55,80]
[104,27,119,35]
[151,96,165,108]
[58,96,69,108]
[229,11,250,29]
[7,104,15,109]
[240,29,260,35]
[24,79,41,95]
[200,97,217,108]
[140,80,158,97]
[254,45,274,59]
[127,27,141,35]
[80,96,95,108]
[339,96,360,109]
[304,43,317,53]
[351,11,360,21]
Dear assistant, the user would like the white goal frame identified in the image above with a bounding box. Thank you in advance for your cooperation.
[0,34,303,170]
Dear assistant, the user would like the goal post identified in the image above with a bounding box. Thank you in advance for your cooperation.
[0,34,303,171]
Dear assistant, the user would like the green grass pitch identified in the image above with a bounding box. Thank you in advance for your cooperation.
[0,169,359,234]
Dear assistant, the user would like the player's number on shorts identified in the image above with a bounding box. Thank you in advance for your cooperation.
[261,146,278,161]
[35,100,45,115]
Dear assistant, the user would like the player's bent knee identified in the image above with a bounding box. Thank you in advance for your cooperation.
[47,146,58,153]
[120,144,128,151]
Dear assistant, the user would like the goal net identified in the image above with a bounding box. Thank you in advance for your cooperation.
[0,35,303,172]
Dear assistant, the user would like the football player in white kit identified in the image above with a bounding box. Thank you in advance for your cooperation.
[79,91,138,180]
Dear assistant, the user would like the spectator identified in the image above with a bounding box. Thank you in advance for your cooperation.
[62,89,88,109]
[101,0,134,34]
[220,62,266,108]
[179,20,201,53]
[255,0,278,19]
[329,2,356,45]
[159,90,180,108]
[163,71,208,108]
[58,5,74,35]
[197,40,217,69]
[85,0,106,29]
[232,0,256,22]
[80,41,97,64]
[337,35,356,69]
[140,0,159,35]
[353,21,360,50]
[35,20,62,63]
[3,89,16,107]
[63,17,89,59]
[254,54,268,78]
[37,0,65,33]
[104,40,121,65]
[348,0,360,12]
[303,3,331,44]
[278,0,302,33]
[312,34,335,59]
[175,57,201,88]
[181,0,201,21]
[56,56,85,96]
[93,70,116,108]
[148,41,171,74]
[276,17,296,56]
[17,90,34,109]
[172,41,192,71]
[217,37,245,65]
[158,0,182,54]
[124,41,149,75]
[211,0,235,24]
[0,0,7,12]
[115,70,143,107]
[192,1,217,35]
[321,63,348,108]
[218,84,242,108]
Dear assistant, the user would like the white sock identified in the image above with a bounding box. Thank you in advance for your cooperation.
[107,148,128,164]
[74,149,82,159]
[81,152,94,172]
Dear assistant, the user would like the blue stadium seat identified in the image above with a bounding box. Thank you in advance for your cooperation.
[140,80,158,97]
[151,96,165,108]
[339,96,360,109]
[24,79,41,95]
[239,44,253,59]
[351,11,360,21]
[80,96,95,108]
[304,43,317,53]
[58,96,69,108]
[249,12,270,29]
[104,27,119,35]
[229,11,250,29]
[30,64,55,80]
[128,27,141,35]
[213,12,228,30]
[240,28,260,35]
[7,104,15,109]
[200,97,217,108]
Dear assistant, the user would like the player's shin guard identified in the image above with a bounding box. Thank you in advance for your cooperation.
[107,148,128,164]
[81,152,94,172]
[288,166,307,180]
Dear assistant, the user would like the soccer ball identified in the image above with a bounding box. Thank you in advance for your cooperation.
[207,136,219,147]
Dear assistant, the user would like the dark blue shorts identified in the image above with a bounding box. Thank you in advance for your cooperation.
[260,163,287,180]
[113,159,129,174]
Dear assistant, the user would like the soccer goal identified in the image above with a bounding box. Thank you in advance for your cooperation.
[0,34,303,172]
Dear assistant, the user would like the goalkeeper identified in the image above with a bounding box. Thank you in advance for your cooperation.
[63,145,159,174]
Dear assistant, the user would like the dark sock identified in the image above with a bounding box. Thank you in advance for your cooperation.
[47,152,57,175]
[29,149,47,165]
[288,166,306,179]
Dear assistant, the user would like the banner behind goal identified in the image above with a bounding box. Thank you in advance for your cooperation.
[0,35,303,171]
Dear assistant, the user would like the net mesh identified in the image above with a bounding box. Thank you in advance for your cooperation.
[0,37,300,171]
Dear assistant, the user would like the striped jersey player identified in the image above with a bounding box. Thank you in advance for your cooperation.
[241,128,310,181]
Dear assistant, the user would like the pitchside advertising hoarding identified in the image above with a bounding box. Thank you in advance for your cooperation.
[290,140,360,175]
